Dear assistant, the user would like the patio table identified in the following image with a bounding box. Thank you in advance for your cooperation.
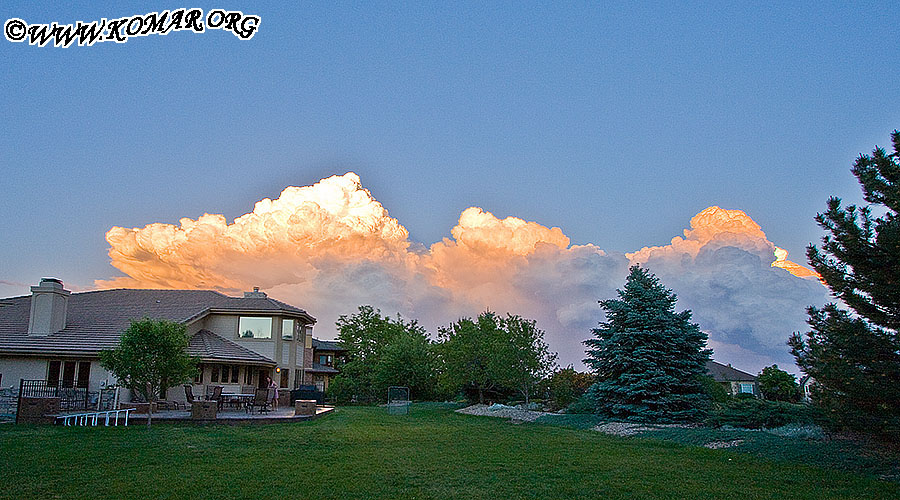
[220,393,254,410]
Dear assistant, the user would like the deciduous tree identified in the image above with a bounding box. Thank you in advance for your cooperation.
[757,365,799,402]
[99,318,197,427]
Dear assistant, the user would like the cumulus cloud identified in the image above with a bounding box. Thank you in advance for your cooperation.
[99,173,827,373]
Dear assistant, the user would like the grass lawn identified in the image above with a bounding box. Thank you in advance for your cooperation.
[535,413,900,481]
[0,403,897,500]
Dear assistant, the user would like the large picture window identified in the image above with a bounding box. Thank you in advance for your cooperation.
[239,316,272,339]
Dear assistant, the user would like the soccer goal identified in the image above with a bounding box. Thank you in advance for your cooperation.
[387,386,410,415]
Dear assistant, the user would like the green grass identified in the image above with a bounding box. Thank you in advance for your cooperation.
[533,413,900,482]
[0,403,897,500]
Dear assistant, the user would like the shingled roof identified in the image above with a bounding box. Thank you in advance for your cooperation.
[706,360,757,382]
[311,338,346,352]
[307,362,339,374]
[188,329,275,366]
[0,288,314,356]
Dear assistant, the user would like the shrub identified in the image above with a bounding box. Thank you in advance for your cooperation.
[565,395,597,414]
[709,399,822,429]
[766,423,826,440]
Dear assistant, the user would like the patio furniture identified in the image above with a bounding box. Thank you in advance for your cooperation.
[183,384,196,404]
[207,385,223,404]
[221,393,254,411]
[157,400,183,411]
[248,389,270,414]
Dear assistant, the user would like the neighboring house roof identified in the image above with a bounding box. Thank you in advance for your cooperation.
[0,288,315,357]
[706,360,757,382]
[311,338,346,352]
[306,362,339,374]
[188,329,275,366]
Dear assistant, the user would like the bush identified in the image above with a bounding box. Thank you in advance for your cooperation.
[545,367,594,410]
[766,423,826,440]
[565,395,597,414]
[698,375,729,403]
[709,399,822,429]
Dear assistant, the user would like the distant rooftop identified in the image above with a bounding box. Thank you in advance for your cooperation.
[706,360,757,382]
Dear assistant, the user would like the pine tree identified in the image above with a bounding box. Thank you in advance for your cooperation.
[583,265,712,423]
[789,130,900,435]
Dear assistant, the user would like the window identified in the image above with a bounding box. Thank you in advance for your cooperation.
[194,364,204,384]
[76,362,91,389]
[211,365,240,384]
[48,361,61,387]
[304,325,313,348]
[739,383,754,394]
[62,361,76,388]
[244,366,253,385]
[239,316,272,339]
[220,365,238,383]
[280,369,289,388]
[282,319,294,340]
[47,360,90,388]
[318,354,333,367]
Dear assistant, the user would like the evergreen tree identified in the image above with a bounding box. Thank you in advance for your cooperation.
[583,266,712,423]
[789,130,900,435]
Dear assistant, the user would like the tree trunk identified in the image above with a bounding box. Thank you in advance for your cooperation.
[478,386,484,405]
[145,382,153,428]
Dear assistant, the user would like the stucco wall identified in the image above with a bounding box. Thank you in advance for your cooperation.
[0,357,47,389]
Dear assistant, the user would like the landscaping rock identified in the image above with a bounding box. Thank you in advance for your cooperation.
[456,404,549,422]
[704,439,745,449]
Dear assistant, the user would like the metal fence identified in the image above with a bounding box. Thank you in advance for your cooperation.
[18,379,93,411]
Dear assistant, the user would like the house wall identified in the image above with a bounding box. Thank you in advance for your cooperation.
[723,380,759,396]
[0,356,117,393]
[0,357,48,389]
[195,313,315,390]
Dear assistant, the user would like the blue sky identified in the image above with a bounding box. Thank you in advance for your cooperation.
[1,3,898,369]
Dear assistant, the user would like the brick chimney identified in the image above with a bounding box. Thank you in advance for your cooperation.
[243,286,267,299]
[28,277,70,335]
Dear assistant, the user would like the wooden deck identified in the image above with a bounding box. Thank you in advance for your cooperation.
[122,406,334,425]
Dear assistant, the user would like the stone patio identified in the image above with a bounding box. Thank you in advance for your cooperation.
[118,405,334,425]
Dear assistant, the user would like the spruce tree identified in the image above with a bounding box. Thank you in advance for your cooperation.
[584,265,712,423]
[789,130,900,435]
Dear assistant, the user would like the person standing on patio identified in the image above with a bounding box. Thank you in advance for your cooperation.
[267,376,279,409]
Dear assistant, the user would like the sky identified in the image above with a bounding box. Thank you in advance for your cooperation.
[1,2,898,374]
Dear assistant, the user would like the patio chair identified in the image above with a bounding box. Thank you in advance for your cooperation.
[207,385,223,408]
[248,389,270,414]
[183,384,196,405]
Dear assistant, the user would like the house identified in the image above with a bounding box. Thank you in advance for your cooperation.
[307,339,347,392]
[706,360,759,397]
[0,278,341,404]
[799,375,816,402]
